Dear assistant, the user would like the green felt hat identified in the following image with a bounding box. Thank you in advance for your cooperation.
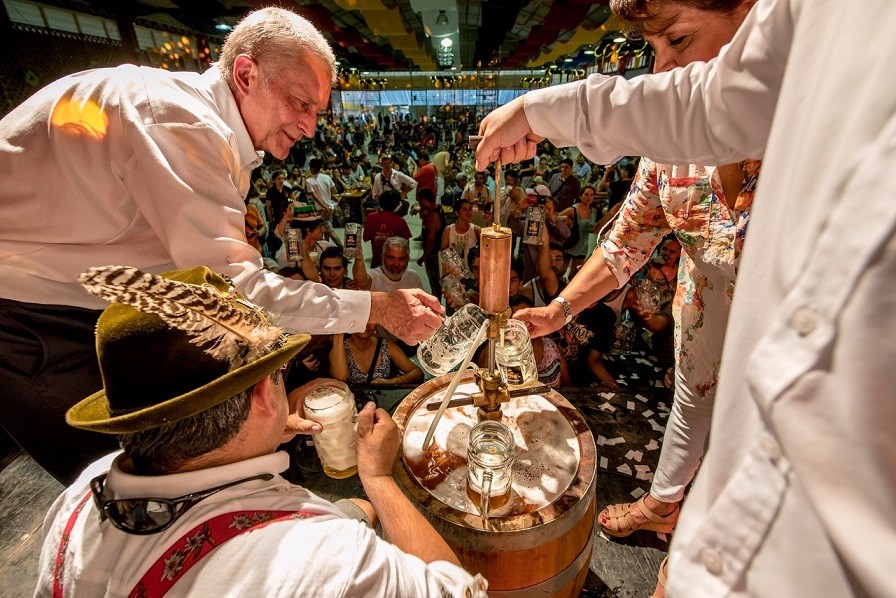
[67,266,309,434]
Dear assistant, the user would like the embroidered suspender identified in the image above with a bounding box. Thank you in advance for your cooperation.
[54,492,320,598]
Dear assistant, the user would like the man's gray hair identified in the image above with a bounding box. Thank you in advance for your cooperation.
[382,236,410,256]
[118,385,254,475]
[219,7,336,86]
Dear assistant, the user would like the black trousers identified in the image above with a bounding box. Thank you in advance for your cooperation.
[0,298,118,484]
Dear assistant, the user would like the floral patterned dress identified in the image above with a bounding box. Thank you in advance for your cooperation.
[600,157,761,501]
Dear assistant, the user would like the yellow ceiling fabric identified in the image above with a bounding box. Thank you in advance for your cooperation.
[526,15,624,68]
[334,0,434,69]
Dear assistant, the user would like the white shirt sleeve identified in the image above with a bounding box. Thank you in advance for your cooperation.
[523,0,793,166]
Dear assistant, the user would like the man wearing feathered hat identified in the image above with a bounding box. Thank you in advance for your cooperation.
[36,265,486,597]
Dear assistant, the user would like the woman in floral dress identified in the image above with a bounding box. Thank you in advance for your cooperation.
[514,0,762,555]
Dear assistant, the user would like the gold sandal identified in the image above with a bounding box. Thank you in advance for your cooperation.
[598,496,679,538]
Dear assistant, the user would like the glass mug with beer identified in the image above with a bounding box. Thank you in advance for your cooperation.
[466,420,515,524]
[302,380,358,479]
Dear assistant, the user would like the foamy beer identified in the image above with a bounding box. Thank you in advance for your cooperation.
[302,380,358,479]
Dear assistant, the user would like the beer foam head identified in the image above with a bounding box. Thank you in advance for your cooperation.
[402,381,580,515]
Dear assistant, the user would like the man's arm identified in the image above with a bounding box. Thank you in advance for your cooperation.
[355,403,462,565]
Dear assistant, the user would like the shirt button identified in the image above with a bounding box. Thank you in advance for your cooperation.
[701,548,724,575]
[789,307,817,336]
[762,435,781,461]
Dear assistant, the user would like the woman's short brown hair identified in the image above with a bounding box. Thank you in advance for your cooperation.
[610,0,745,34]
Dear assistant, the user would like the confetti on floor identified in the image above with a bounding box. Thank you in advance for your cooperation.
[645,439,660,451]
[626,401,636,410]
[630,487,646,499]
[617,463,633,476]
[599,456,609,469]
[635,394,649,403]
[599,402,616,412]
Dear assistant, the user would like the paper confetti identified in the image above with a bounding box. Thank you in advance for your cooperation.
[648,419,665,432]
[626,401,636,410]
[630,487,646,499]
[635,394,648,403]
[599,456,609,469]
[617,463,633,475]
[645,439,660,451]
[597,435,607,446]
[642,409,654,418]
[599,402,616,412]
[607,436,626,445]
[629,450,644,463]
[599,392,616,400]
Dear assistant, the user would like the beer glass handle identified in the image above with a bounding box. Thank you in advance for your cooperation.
[480,470,493,527]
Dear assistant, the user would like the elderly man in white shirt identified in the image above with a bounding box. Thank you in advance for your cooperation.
[475,0,896,596]
[0,7,442,484]
[357,236,424,293]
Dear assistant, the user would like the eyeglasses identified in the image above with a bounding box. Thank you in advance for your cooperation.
[90,473,274,535]
[276,359,294,383]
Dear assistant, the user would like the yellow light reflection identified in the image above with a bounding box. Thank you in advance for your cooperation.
[50,95,108,140]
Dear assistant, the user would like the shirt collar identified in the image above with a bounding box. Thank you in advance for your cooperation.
[106,451,290,499]
[204,66,265,172]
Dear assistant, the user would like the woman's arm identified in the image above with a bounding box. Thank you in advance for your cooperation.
[377,342,424,385]
[329,334,349,381]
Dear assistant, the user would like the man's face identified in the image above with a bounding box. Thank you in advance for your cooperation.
[320,256,346,288]
[381,157,393,171]
[238,55,332,160]
[576,156,585,166]
[509,271,521,296]
[382,246,409,281]
[273,173,285,189]
[505,174,517,186]
[550,248,567,277]
[474,174,485,186]
[560,162,572,177]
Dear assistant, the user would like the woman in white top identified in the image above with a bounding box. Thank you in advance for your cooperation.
[440,199,481,262]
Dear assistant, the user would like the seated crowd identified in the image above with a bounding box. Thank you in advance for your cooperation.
[246,110,678,396]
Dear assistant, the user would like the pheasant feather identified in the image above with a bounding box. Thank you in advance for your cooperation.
[79,265,281,367]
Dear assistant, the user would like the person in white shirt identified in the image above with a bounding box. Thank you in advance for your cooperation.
[371,154,417,202]
[474,0,896,595]
[304,157,344,249]
[0,7,442,484]
[357,236,424,293]
[37,266,486,598]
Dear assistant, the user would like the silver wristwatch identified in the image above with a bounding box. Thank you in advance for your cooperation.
[552,296,573,324]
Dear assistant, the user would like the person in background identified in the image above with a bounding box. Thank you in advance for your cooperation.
[35,266,485,596]
[330,324,424,386]
[305,158,343,249]
[371,154,416,203]
[356,236,425,294]
[560,186,601,276]
[318,245,365,291]
[412,152,438,199]
[416,189,446,301]
[363,190,412,269]
[547,158,582,211]
[441,199,481,263]
[573,155,592,182]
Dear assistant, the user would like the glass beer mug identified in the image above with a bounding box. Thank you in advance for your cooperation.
[417,303,489,377]
[466,421,515,524]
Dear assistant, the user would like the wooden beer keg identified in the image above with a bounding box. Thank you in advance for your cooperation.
[393,373,597,597]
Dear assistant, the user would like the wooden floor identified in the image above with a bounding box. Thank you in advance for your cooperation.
[0,372,671,597]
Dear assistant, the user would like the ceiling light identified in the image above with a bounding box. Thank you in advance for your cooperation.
[563,58,574,62]
[436,10,449,26]
[215,23,232,32]
[584,50,594,55]
[613,36,626,42]
[440,37,453,48]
